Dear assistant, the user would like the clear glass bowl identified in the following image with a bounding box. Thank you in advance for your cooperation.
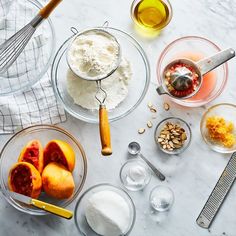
[0,125,87,215]
[149,185,174,212]
[157,36,228,107]
[51,27,150,123]
[74,183,136,236]
[200,103,236,153]
[130,0,173,32]
[120,159,152,191]
[0,0,55,96]
[154,117,192,155]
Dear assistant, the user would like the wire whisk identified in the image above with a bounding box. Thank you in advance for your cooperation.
[0,0,62,75]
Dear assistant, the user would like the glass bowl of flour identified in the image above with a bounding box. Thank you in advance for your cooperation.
[51,27,150,123]
[74,183,136,236]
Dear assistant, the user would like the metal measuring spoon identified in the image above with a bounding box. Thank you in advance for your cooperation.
[128,142,165,181]
[157,48,235,98]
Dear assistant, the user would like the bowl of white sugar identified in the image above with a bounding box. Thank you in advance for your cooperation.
[74,183,136,236]
[51,26,150,123]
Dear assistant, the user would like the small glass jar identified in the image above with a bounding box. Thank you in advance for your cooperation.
[130,0,173,33]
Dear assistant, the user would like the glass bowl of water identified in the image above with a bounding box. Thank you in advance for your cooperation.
[149,185,174,212]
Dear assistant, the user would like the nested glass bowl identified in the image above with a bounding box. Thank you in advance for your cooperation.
[0,0,55,96]
[200,103,236,153]
[51,27,150,123]
[74,183,136,236]
[0,125,87,215]
[157,36,228,107]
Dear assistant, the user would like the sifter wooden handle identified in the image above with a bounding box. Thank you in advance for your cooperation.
[39,0,62,18]
[99,105,112,156]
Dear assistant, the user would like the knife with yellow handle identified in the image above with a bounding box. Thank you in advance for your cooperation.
[7,190,73,219]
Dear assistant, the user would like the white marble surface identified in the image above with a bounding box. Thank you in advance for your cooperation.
[1,0,236,235]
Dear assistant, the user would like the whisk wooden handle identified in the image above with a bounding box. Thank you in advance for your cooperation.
[99,105,112,156]
[39,0,62,18]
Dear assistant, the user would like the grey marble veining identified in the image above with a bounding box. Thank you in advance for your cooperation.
[0,0,236,235]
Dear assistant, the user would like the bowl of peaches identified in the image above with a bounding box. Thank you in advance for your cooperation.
[0,125,87,215]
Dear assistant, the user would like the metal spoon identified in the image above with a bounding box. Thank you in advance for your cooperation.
[128,142,165,181]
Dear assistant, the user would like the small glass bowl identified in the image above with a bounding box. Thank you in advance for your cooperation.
[149,185,174,212]
[74,183,136,236]
[120,159,152,191]
[0,0,55,96]
[200,103,236,153]
[0,125,87,215]
[154,117,192,155]
[157,36,228,107]
[130,0,173,32]
[51,26,150,123]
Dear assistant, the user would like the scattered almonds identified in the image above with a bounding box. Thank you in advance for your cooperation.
[147,121,153,128]
[147,102,153,108]
[150,107,157,113]
[138,128,145,134]
[163,103,170,111]
[156,122,187,151]
[148,101,157,113]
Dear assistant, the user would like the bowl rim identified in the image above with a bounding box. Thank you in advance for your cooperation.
[156,36,228,107]
[119,159,152,191]
[154,117,192,155]
[200,103,236,153]
[0,124,88,215]
[0,0,56,96]
[51,26,150,123]
[74,183,136,236]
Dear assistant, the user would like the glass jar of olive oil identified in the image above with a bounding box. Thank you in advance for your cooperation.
[131,0,172,32]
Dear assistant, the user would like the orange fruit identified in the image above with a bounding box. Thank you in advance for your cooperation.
[43,140,75,172]
[18,140,44,173]
[42,162,75,199]
[8,162,42,199]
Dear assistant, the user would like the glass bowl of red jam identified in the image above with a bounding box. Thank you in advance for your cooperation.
[0,125,87,215]
[157,36,228,107]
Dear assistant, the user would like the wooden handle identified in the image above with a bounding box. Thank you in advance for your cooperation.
[99,105,112,156]
[39,0,62,18]
[31,199,73,219]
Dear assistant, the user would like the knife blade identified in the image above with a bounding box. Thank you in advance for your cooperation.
[7,190,73,219]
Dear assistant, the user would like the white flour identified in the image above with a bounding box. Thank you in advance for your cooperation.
[67,30,120,79]
[66,58,132,110]
[85,190,131,236]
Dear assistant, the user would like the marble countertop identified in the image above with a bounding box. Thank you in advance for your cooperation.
[1,0,236,235]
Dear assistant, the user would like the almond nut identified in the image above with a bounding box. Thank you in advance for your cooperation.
[138,128,145,134]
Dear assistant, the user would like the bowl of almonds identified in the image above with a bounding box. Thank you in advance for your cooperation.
[154,117,192,154]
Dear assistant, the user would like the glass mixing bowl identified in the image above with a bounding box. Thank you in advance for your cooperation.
[157,36,228,107]
[200,103,236,153]
[0,125,87,215]
[51,27,150,123]
[74,183,136,236]
[0,0,55,96]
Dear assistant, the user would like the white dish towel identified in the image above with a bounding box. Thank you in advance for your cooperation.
[0,0,66,134]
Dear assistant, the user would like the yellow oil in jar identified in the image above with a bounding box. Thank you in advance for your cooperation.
[133,0,171,31]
